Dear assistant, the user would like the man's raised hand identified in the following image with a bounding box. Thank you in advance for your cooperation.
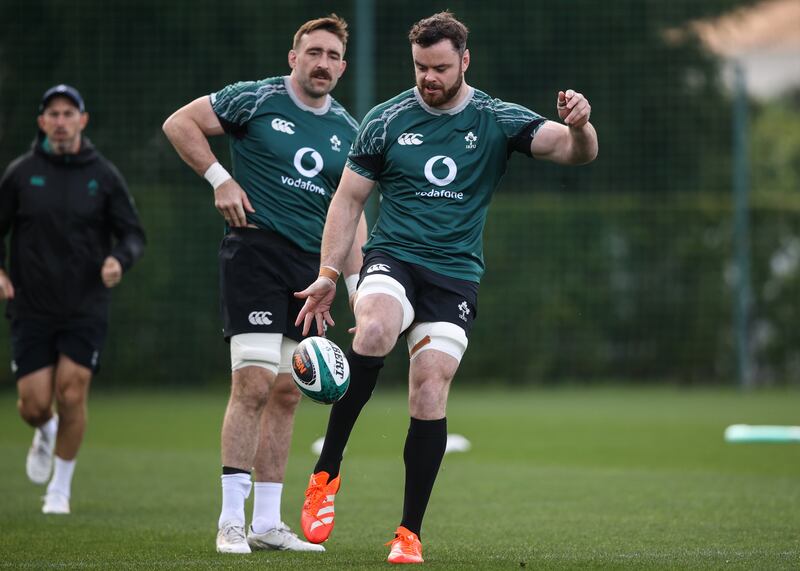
[557,89,591,128]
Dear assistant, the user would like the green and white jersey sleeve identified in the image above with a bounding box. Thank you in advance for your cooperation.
[211,76,358,253]
[347,87,545,282]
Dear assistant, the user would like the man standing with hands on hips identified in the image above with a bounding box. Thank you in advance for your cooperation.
[163,14,366,555]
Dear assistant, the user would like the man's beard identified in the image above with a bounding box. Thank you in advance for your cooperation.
[300,68,334,99]
[50,134,80,155]
[418,72,463,107]
[53,141,72,153]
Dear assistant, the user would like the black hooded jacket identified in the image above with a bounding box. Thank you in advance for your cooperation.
[0,134,145,321]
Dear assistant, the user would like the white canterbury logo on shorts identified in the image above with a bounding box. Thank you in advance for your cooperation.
[398,133,423,145]
[271,118,295,134]
[248,311,274,325]
[366,263,391,273]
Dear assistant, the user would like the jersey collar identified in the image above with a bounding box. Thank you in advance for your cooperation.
[413,85,474,116]
[284,76,331,115]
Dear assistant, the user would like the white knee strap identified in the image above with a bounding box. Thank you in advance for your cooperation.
[278,337,298,374]
[406,322,469,363]
[230,333,283,374]
[354,274,415,333]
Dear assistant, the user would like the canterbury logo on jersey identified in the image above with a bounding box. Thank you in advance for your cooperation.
[398,133,423,145]
[248,311,274,325]
[271,118,295,134]
[366,263,391,273]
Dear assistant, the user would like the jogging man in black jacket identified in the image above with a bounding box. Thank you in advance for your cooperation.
[0,85,145,514]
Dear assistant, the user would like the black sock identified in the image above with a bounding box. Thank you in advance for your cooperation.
[314,349,384,478]
[400,417,447,538]
[222,465,251,476]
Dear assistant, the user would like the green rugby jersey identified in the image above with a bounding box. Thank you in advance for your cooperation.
[211,76,358,253]
[347,86,545,283]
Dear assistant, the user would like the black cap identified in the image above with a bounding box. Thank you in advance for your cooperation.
[39,84,85,114]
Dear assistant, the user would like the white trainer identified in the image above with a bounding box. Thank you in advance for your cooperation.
[42,492,70,515]
[247,522,326,552]
[26,416,58,485]
[216,522,251,554]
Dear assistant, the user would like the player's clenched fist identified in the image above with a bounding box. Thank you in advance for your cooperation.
[101,256,122,288]
[557,89,591,128]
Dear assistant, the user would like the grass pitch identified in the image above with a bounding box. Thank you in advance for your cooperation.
[0,385,798,569]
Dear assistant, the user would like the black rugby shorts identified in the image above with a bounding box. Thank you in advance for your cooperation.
[219,227,319,342]
[10,318,107,380]
[359,249,479,336]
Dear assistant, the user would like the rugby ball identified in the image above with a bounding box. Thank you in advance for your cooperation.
[291,337,350,404]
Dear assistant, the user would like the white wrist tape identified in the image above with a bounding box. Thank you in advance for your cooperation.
[345,274,359,297]
[203,162,232,190]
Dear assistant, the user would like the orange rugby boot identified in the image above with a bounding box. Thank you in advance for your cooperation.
[300,471,340,543]
[386,526,424,564]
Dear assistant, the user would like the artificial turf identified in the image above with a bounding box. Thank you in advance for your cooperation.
[1,385,798,569]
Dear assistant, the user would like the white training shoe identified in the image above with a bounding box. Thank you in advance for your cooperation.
[216,522,251,554]
[42,492,70,515]
[248,522,326,552]
[26,417,57,485]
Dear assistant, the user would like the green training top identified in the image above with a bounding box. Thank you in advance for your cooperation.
[347,87,545,282]
[347,86,545,283]
[211,76,358,253]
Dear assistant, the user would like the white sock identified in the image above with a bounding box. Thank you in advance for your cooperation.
[47,456,76,499]
[251,482,283,534]
[40,415,58,443]
[218,473,252,528]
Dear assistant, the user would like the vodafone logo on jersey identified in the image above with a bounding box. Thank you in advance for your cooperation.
[294,147,324,178]
[280,147,327,195]
[271,118,295,134]
[424,155,457,187]
[416,155,464,200]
